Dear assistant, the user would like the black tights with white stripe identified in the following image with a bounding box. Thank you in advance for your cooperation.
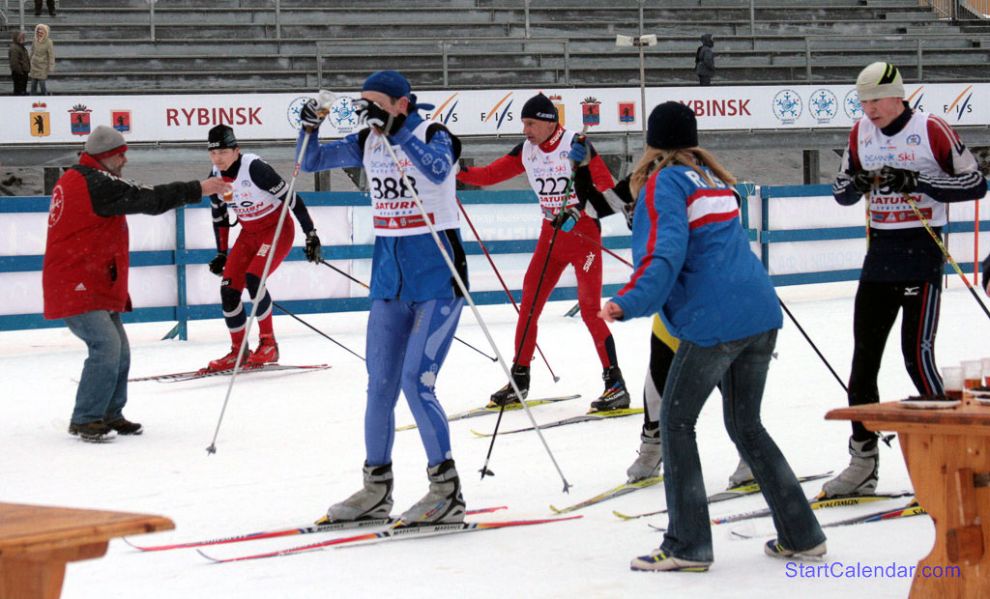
[847,280,943,440]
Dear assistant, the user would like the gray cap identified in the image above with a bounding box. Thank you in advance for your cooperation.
[84,125,127,158]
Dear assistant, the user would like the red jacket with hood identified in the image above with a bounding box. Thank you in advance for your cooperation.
[42,152,202,319]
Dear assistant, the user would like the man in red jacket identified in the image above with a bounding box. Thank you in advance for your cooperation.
[43,125,230,442]
[458,93,630,411]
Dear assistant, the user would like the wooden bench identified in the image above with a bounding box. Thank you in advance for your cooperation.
[826,399,990,598]
[0,503,173,599]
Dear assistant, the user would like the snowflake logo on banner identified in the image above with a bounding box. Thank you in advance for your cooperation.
[328,97,360,133]
[772,90,801,124]
[809,89,837,123]
[844,90,863,120]
[286,96,310,130]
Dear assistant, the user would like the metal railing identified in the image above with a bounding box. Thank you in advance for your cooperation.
[316,38,572,89]
[921,0,990,18]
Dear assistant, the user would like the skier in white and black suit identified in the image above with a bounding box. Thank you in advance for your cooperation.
[296,71,469,526]
[823,62,988,498]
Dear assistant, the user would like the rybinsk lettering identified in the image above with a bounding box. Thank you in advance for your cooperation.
[683,99,751,117]
[164,106,263,127]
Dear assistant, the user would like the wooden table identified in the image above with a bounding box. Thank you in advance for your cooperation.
[826,401,990,598]
[0,503,173,599]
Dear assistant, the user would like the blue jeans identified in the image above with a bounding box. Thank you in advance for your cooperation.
[31,78,47,95]
[364,297,463,467]
[659,329,825,562]
[64,311,130,425]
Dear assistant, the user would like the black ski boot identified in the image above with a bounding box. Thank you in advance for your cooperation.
[488,364,530,407]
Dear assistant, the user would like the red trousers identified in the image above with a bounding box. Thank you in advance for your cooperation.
[514,217,614,369]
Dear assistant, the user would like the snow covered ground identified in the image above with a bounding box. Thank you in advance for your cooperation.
[3,281,984,599]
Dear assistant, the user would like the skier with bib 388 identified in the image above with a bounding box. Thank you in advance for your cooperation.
[458,93,630,413]
[203,124,323,373]
[296,71,469,527]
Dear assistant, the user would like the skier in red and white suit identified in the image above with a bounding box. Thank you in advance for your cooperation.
[204,124,322,372]
[457,93,630,411]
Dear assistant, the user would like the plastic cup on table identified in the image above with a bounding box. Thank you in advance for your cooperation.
[942,366,964,400]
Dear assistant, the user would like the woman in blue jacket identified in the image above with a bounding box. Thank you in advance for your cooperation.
[600,102,825,571]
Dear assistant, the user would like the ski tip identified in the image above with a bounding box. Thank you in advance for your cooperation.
[612,511,632,521]
[548,505,563,514]
[196,548,223,563]
[469,429,489,438]
[120,536,144,551]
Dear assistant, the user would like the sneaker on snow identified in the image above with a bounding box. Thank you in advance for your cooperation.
[68,420,116,442]
[630,548,711,572]
[727,458,755,488]
[106,417,143,435]
[590,366,630,412]
[765,539,827,560]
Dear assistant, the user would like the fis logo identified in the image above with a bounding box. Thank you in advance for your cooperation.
[772,90,802,124]
[809,89,837,123]
[907,88,925,113]
[426,93,459,125]
[943,86,974,122]
[481,92,514,130]
[843,90,862,120]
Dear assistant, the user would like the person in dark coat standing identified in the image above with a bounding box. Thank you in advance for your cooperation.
[8,31,30,95]
[43,126,230,441]
[695,33,715,86]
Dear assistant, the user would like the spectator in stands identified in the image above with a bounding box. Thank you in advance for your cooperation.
[35,0,55,17]
[823,62,988,496]
[602,101,826,571]
[42,125,230,442]
[9,32,30,96]
[695,33,715,86]
[29,23,54,96]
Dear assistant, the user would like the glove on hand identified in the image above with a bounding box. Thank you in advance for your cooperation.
[879,166,919,194]
[982,255,990,296]
[568,136,590,167]
[353,99,396,134]
[304,230,322,263]
[850,170,875,194]
[552,206,580,232]
[299,99,326,131]
[208,252,227,276]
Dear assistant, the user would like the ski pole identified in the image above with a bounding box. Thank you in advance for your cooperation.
[902,193,990,322]
[318,259,496,362]
[206,109,325,456]
[455,198,559,382]
[272,301,364,362]
[574,224,850,393]
[377,130,570,493]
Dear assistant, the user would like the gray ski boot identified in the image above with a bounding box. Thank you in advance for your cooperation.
[820,436,879,498]
[626,426,663,483]
[320,462,393,523]
[397,459,466,526]
[727,458,755,488]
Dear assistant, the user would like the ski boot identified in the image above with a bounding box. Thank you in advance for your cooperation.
[590,366,630,412]
[247,334,279,367]
[488,364,530,407]
[319,463,394,524]
[819,436,878,498]
[205,344,249,372]
[397,459,465,526]
[626,425,663,483]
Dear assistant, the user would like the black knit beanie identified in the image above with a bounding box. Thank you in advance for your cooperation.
[646,102,698,150]
[208,124,238,150]
[520,93,558,122]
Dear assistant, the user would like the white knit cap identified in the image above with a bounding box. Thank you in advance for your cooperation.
[84,125,127,159]
[856,62,904,101]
